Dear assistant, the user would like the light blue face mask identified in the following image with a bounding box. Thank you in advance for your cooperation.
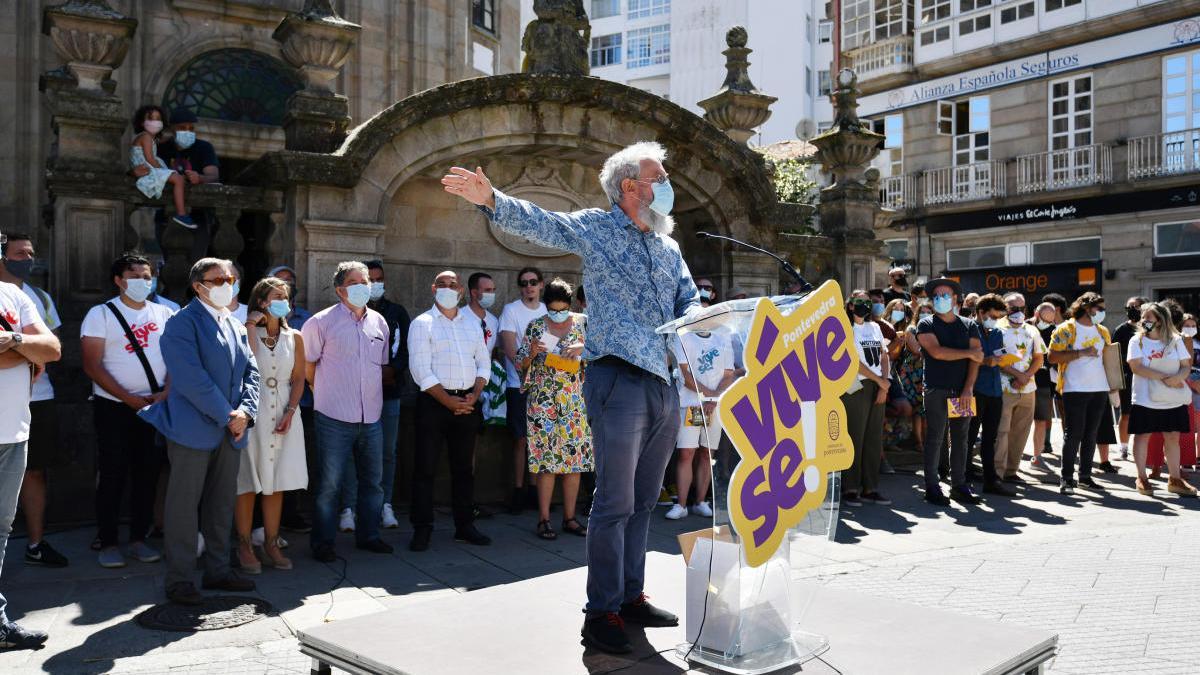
[890,309,905,323]
[648,180,674,215]
[268,299,290,318]
[148,277,158,296]
[231,280,241,298]
[345,283,371,308]
[1091,309,1106,324]
[547,309,571,323]
[123,278,153,303]
[174,130,196,149]
[932,294,954,315]
[434,287,459,309]
[872,302,885,317]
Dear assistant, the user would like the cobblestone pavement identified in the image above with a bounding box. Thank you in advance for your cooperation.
[1,438,1198,673]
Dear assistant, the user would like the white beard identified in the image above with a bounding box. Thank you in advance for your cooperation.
[639,203,675,236]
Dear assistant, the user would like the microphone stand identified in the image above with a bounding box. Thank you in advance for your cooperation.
[695,232,814,293]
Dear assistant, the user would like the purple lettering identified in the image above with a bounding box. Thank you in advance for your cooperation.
[767,438,806,511]
[730,365,802,460]
[739,464,777,547]
[779,335,821,402]
[816,316,851,381]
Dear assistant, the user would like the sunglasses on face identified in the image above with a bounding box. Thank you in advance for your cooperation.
[518,279,540,288]
[202,275,236,286]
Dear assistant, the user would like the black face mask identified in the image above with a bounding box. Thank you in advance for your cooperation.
[2,257,33,281]
[1127,307,1141,322]
[1141,320,1156,333]
[894,275,908,287]
[851,303,872,318]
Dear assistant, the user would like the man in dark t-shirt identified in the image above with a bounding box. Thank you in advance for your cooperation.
[153,109,220,261]
[916,277,983,506]
[1112,295,1147,455]
[882,267,911,304]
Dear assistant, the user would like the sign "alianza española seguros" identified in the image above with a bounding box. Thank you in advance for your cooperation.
[857,17,1200,117]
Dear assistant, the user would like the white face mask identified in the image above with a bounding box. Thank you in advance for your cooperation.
[479,292,496,309]
[144,119,163,135]
[205,282,234,308]
[123,278,153,303]
[1184,326,1198,338]
[435,287,459,310]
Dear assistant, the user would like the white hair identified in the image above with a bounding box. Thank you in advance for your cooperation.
[1003,292,1025,305]
[599,141,667,204]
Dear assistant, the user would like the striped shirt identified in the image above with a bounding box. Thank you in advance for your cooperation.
[408,305,491,392]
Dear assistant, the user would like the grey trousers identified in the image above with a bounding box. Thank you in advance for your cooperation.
[0,441,27,624]
[583,360,680,615]
[841,381,883,494]
[164,438,240,589]
[923,387,971,493]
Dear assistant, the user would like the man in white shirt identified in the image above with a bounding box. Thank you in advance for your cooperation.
[407,271,492,552]
[0,225,61,651]
[81,253,174,569]
[993,292,1045,481]
[0,233,69,569]
[498,267,546,514]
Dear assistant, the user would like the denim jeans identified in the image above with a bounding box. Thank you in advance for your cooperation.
[313,413,383,549]
[582,360,679,615]
[0,441,29,624]
[340,398,401,509]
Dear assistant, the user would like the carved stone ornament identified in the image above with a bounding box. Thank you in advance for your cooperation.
[42,0,137,93]
[272,0,362,94]
[697,26,777,145]
[490,164,583,258]
[521,0,591,76]
[809,69,884,187]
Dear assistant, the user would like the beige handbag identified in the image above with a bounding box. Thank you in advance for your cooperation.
[1102,342,1125,393]
[1142,337,1192,407]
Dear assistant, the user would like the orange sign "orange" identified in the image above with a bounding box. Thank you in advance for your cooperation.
[985,273,1048,291]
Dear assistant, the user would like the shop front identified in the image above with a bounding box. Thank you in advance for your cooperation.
[947,261,1103,303]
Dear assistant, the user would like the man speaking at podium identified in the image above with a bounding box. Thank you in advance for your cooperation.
[443,141,700,654]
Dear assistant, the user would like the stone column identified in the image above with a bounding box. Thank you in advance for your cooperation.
[809,70,892,289]
[273,0,362,153]
[40,0,138,315]
[698,27,778,145]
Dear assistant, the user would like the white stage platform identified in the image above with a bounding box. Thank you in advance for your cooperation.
[298,552,1056,674]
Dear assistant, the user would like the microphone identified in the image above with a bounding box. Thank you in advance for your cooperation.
[695,231,814,293]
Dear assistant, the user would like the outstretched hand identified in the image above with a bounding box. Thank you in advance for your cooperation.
[442,166,495,209]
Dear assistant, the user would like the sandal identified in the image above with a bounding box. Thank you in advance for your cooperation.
[236,535,262,574]
[262,537,293,570]
[536,520,557,540]
[561,517,587,537]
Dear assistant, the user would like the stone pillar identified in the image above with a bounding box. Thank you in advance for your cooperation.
[809,70,892,290]
[698,27,777,145]
[273,0,362,153]
[40,0,138,315]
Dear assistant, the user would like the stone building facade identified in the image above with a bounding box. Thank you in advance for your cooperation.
[842,0,1200,318]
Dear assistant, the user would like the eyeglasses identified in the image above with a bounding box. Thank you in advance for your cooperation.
[517,279,541,288]
[635,174,670,185]
[203,275,236,286]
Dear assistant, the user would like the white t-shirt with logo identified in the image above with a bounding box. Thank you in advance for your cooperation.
[20,283,60,402]
[1128,335,1191,409]
[673,331,734,407]
[1000,323,1046,395]
[499,300,546,388]
[852,320,886,381]
[80,297,176,401]
[0,281,44,443]
[1062,323,1109,393]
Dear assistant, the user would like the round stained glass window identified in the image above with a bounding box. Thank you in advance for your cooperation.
[161,49,304,126]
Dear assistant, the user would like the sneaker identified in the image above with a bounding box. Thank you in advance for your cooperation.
[0,621,48,651]
[691,501,714,518]
[1118,444,1129,461]
[250,527,265,547]
[338,508,355,532]
[130,541,161,563]
[1078,477,1105,490]
[381,504,400,529]
[924,491,951,506]
[656,487,673,506]
[472,503,494,519]
[1030,456,1048,470]
[98,546,126,569]
[950,486,982,505]
[454,525,492,546]
[983,482,1016,497]
[24,541,68,568]
[664,504,688,520]
[581,613,632,654]
[1098,461,1119,474]
[172,214,198,229]
[879,457,896,475]
[861,491,891,505]
[841,492,863,507]
[619,593,679,627]
[1059,479,1074,495]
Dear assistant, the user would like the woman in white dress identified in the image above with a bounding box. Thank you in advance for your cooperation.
[234,277,308,572]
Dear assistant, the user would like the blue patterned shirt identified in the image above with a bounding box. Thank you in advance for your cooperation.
[480,189,700,381]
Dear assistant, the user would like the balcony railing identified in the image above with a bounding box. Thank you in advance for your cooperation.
[923,160,1007,205]
[1016,144,1112,193]
[845,35,914,82]
[880,174,915,210]
[1128,128,1200,180]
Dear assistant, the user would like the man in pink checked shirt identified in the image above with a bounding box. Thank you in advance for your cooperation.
[301,261,393,562]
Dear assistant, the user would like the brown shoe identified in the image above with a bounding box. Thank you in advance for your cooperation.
[262,538,293,570]
[1135,478,1154,496]
[236,536,262,575]
[1167,477,1198,497]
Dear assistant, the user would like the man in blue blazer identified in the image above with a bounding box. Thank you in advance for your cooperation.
[140,257,260,605]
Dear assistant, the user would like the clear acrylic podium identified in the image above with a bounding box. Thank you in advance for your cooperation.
[657,292,843,675]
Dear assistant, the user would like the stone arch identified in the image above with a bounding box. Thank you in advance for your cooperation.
[143,35,286,108]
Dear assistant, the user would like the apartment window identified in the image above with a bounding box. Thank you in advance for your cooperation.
[959,0,991,11]
[806,66,813,95]
[871,115,905,176]
[1050,74,1092,150]
[1163,50,1200,132]
[920,0,951,25]
[590,33,622,67]
[874,0,910,41]
[591,0,620,19]
[818,20,832,44]
[920,25,951,46]
[948,245,1006,270]
[627,24,669,68]
[959,13,990,35]
[1155,221,1200,257]
[1000,1,1035,23]
[818,70,831,96]
[842,0,873,49]
[1045,0,1081,10]
[628,0,669,20]
[472,0,496,34]
[955,98,990,166]
[1031,236,1101,264]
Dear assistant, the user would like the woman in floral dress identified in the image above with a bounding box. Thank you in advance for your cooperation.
[897,301,932,450]
[517,278,593,540]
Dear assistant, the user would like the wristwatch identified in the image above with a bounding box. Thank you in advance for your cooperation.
[10,332,22,346]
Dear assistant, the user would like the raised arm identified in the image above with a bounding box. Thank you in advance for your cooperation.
[442,166,587,254]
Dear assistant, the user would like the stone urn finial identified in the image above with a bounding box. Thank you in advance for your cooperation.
[698,26,777,145]
[41,0,137,93]
[521,0,591,76]
[809,68,884,188]
[273,0,362,95]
